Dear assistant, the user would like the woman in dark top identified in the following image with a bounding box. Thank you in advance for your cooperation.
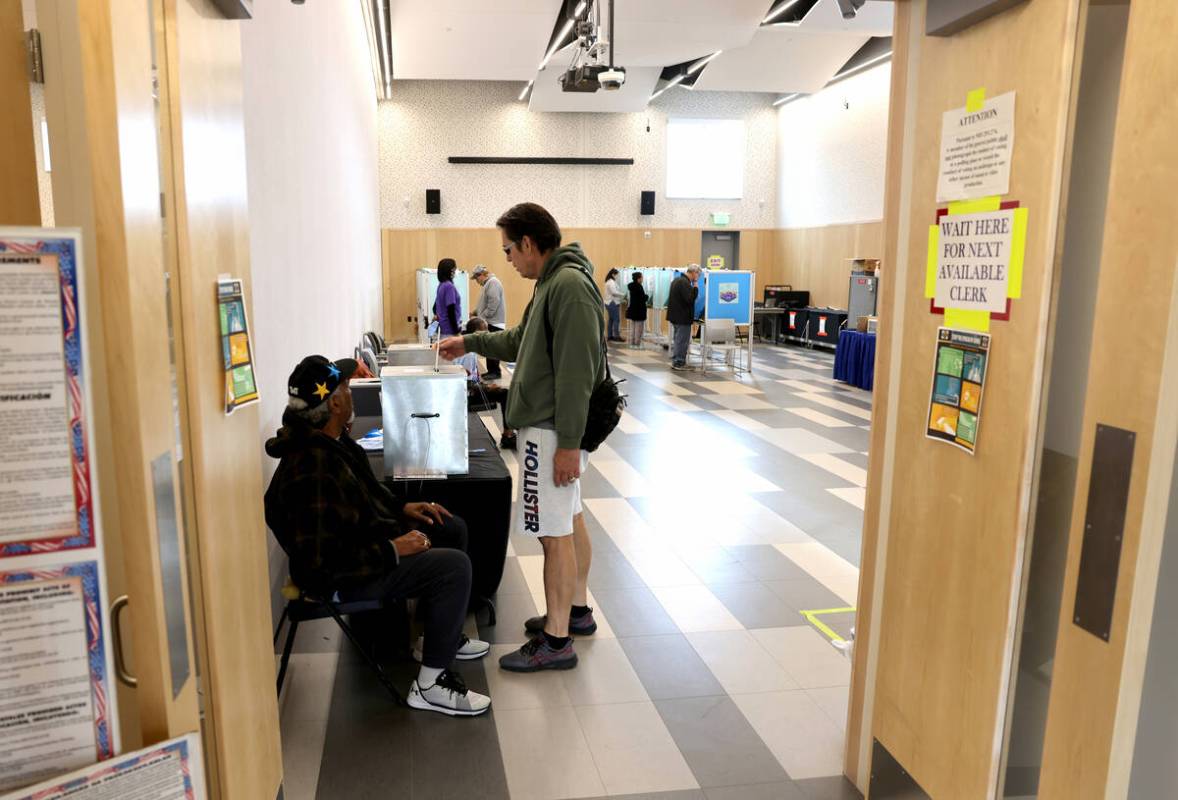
[625,271,648,347]
[433,258,462,337]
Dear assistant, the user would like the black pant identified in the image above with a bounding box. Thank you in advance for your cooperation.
[485,324,503,374]
[339,515,471,669]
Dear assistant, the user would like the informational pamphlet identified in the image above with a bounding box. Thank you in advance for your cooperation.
[0,233,94,555]
[0,561,115,791]
[926,327,990,455]
[0,734,204,800]
[217,278,259,414]
[936,90,1015,202]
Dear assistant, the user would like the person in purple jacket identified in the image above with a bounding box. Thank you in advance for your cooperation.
[433,259,463,337]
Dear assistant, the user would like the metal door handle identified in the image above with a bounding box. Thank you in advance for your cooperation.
[110,595,138,688]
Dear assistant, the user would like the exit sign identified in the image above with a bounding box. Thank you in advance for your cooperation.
[711,212,730,226]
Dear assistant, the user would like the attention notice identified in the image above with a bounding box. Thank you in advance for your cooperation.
[937,91,1015,202]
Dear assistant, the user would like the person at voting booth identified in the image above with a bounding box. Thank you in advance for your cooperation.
[433,258,463,337]
[626,271,648,347]
[264,354,492,717]
[471,265,506,379]
[667,265,700,370]
[458,317,517,450]
[439,202,605,673]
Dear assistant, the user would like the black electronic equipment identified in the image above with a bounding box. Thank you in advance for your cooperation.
[426,189,441,214]
[640,191,655,215]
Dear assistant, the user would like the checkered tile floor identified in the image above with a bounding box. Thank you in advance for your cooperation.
[278,342,868,800]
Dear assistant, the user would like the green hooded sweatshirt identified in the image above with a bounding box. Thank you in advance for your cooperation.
[463,243,604,449]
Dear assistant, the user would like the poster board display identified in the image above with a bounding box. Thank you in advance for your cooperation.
[0,229,119,791]
[926,327,990,455]
[703,269,754,325]
[0,734,205,800]
[217,278,259,414]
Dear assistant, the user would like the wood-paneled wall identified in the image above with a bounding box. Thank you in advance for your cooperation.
[381,224,879,341]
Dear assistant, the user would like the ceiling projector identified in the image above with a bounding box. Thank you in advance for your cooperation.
[558,0,626,93]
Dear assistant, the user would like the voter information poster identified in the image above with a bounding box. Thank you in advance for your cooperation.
[927,328,990,455]
[0,562,116,791]
[936,91,1015,202]
[0,232,95,555]
[0,734,205,800]
[217,278,259,415]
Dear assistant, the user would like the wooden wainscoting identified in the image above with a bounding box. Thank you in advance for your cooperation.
[773,222,884,308]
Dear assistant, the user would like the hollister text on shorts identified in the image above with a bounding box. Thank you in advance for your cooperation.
[523,439,541,533]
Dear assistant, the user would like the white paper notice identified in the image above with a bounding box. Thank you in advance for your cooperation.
[934,209,1015,313]
[0,253,74,546]
[0,577,97,791]
[936,91,1015,202]
[0,734,205,800]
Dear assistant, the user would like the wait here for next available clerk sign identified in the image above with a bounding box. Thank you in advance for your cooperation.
[934,209,1016,313]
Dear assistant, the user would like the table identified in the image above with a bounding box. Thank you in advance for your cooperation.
[357,412,512,606]
[754,306,784,343]
[834,329,877,390]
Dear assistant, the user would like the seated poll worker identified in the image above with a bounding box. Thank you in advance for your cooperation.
[264,355,492,717]
[454,317,517,450]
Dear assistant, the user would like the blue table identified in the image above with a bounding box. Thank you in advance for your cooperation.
[834,329,876,390]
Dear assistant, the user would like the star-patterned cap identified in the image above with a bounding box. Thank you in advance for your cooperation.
[286,355,359,409]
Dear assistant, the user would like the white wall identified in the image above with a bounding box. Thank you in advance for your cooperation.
[239,1,382,617]
[378,81,778,229]
[776,62,890,228]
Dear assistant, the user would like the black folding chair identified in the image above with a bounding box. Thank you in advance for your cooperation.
[273,580,406,706]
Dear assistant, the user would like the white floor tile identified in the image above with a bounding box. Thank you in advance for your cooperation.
[279,652,340,723]
[685,630,799,695]
[751,626,852,689]
[774,542,859,580]
[527,589,618,641]
[657,395,707,412]
[709,409,770,431]
[593,459,653,497]
[702,394,779,411]
[784,407,854,428]
[754,428,853,455]
[575,702,700,796]
[615,412,650,435]
[698,380,765,396]
[732,690,845,780]
[798,453,868,487]
[777,379,836,393]
[495,706,607,800]
[817,575,860,606]
[560,637,649,706]
[807,686,851,731]
[652,585,745,633]
[827,486,867,510]
[484,644,574,710]
[623,548,702,588]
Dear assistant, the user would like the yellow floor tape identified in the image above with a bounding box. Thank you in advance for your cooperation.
[800,606,857,644]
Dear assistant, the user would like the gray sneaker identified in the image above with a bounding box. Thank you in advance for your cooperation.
[499,635,578,672]
[523,609,598,636]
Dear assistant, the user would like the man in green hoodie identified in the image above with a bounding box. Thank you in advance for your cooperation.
[439,202,604,673]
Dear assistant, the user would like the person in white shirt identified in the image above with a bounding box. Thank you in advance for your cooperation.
[603,268,626,342]
[471,265,507,379]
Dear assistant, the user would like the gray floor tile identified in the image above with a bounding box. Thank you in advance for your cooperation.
[703,782,806,799]
[495,556,530,596]
[763,577,851,615]
[581,464,623,499]
[684,395,727,411]
[581,790,707,800]
[588,551,650,591]
[834,452,869,470]
[591,586,681,637]
[814,534,863,568]
[678,548,759,586]
[285,618,343,654]
[619,634,726,700]
[811,610,856,641]
[478,592,539,644]
[727,545,812,581]
[794,776,864,799]
[709,582,804,629]
[656,696,791,788]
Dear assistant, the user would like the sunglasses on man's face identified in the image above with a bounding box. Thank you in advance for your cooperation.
[502,240,521,257]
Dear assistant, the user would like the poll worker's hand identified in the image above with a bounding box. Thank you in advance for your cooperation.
[404,501,452,527]
[553,448,582,488]
[437,336,466,360]
[392,530,432,558]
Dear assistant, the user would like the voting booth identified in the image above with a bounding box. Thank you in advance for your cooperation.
[415,268,471,344]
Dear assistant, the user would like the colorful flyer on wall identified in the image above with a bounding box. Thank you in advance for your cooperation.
[217,278,259,414]
[0,230,96,557]
[0,560,117,792]
[0,734,205,800]
[926,327,990,454]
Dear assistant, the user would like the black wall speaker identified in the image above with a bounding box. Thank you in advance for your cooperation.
[426,189,441,214]
[640,190,655,216]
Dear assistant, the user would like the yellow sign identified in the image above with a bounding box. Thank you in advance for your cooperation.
[706,255,725,270]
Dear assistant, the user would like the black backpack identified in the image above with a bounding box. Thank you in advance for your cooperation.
[541,270,627,453]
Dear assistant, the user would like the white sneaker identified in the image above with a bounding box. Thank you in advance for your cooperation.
[413,634,491,662]
[407,670,491,717]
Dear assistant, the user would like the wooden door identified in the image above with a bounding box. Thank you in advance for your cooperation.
[1037,2,1178,796]
[849,1,1084,796]
[35,0,201,748]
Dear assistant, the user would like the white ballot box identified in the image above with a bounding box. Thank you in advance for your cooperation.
[380,365,468,479]
[386,343,436,367]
